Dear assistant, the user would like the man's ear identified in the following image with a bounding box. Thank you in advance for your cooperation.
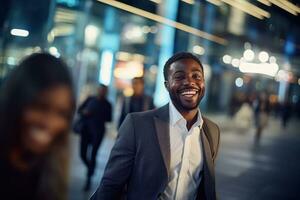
[164,81,169,90]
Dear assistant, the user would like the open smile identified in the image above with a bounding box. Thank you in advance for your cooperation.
[28,127,52,146]
[179,88,199,98]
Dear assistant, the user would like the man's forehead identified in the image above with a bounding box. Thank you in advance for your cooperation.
[133,79,143,83]
[170,58,203,71]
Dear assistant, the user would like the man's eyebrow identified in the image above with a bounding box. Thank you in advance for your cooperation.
[192,69,201,72]
[173,70,185,74]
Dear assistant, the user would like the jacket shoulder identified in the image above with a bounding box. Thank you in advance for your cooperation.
[203,117,220,135]
[129,105,166,118]
[202,116,220,161]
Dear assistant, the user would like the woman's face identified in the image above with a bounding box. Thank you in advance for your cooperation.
[21,85,73,155]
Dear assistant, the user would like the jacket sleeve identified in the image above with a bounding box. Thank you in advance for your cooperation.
[77,97,92,115]
[105,102,112,122]
[203,117,220,165]
[90,114,136,200]
[212,124,220,165]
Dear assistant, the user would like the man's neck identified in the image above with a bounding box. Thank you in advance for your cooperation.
[97,95,104,100]
[173,103,198,130]
[182,109,198,131]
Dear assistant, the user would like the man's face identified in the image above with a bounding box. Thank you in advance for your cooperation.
[98,86,107,98]
[132,79,144,96]
[165,58,205,112]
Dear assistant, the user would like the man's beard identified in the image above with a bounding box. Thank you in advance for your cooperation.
[169,90,203,112]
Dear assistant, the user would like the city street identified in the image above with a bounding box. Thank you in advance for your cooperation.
[69,116,300,200]
[2,1,300,199]
[215,116,300,200]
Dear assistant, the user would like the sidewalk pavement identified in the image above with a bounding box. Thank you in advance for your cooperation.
[68,115,300,200]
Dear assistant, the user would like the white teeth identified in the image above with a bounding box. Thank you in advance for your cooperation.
[29,128,52,145]
[181,90,198,96]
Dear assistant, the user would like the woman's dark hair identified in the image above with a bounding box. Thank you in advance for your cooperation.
[0,53,75,200]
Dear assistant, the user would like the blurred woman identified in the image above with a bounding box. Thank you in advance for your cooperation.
[0,53,75,200]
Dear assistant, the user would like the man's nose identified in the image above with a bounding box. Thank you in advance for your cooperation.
[183,75,195,86]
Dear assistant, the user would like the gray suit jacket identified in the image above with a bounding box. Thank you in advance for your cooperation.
[91,104,220,200]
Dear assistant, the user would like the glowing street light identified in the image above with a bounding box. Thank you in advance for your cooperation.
[243,49,254,61]
[85,25,100,46]
[258,51,269,62]
[231,58,240,67]
[269,56,276,63]
[49,46,60,57]
[10,29,29,37]
[222,55,232,64]
[224,49,279,77]
[235,77,243,87]
[193,45,205,55]
[239,62,279,77]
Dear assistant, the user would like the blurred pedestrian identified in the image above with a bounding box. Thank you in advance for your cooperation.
[0,53,75,200]
[280,100,292,129]
[229,92,243,117]
[233,99,253,133]
[77,84,112,191]
[296,99,300,119]
[253,92,270,142]
[118,77,154,127]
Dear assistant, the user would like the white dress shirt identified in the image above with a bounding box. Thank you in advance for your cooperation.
[160,101,204,200]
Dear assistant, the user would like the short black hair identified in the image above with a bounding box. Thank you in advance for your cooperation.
[132,76,144,83]
[163,52,203,80]
[99,83,108,89]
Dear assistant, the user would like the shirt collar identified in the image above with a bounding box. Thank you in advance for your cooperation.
[169,101,203,129]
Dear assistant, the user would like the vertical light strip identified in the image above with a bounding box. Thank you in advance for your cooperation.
[99,50,114,85]
[154,0,179,107]
[96,0,227,45]
[278,80,288,103]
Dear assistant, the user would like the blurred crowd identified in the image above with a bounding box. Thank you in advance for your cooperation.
[229,90,298,142]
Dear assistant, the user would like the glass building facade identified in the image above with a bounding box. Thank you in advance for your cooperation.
[1,0,300,113]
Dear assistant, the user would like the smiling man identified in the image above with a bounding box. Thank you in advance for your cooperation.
[91,52,220,200]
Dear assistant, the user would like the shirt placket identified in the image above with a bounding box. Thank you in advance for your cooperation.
[175,125,192,200]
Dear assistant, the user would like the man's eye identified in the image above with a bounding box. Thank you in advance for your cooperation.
[174,75,184,80]
[193,73,202,80]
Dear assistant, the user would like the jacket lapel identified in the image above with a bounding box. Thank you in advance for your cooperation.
[200,128,216,200]
[154,104,170,178]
